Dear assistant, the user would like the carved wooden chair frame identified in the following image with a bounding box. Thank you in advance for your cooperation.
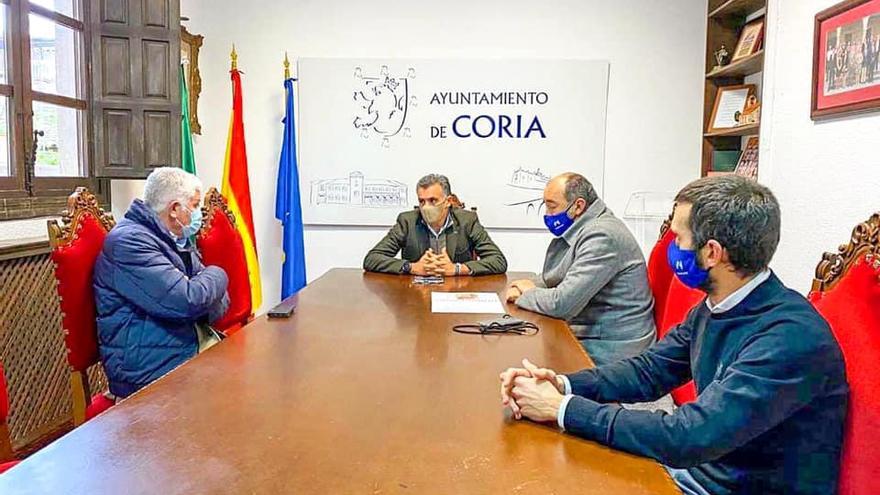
[811,212,880,293]
[659,206,675,239]
[199,187,237,234]
[46,188,116,426]
[412,193,477,213]
[198,187,257,328]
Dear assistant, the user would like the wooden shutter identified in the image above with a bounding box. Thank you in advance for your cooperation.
[90,0,181,178]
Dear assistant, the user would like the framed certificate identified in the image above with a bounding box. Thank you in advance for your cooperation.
[707,84,756,133]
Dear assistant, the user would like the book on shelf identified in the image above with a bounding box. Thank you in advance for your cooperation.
[734,136,759,179]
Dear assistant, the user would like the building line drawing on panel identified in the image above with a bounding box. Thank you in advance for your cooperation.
[508,166,550,191]
[311,171,409,208]
[505,166,551,214]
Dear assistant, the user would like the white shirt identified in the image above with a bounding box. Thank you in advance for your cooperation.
[705,269,772,314]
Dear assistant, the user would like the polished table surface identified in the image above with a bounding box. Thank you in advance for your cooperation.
[1,269,678,494]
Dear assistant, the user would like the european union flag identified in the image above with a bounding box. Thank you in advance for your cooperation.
[275,77,307,298]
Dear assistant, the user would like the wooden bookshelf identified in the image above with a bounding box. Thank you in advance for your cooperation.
[701,0,767,177]
[706,50,763,79]
[704,123,760,138]
[709,0,766,19]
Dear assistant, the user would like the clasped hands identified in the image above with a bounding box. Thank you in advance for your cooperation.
[499,359,566,424]
[411,248,468,276]
[505,279,537,303]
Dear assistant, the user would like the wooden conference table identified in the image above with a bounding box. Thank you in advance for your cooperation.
[0,269,678,494]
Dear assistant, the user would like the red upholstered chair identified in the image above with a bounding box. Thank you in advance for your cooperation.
[196,188,252,335]
[808,213,880,495]
[47,188,117,426]
[0,362,18,474]
[647,219,675,329]
[647,212,702,405]
[661,276,704,405]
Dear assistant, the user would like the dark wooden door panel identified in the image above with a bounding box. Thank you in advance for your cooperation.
[101,0,130,25]
[91,0,180,178]
[102,108,133,168]
[100,37,132,97]
[144,110,173,168]
[142,39,170,98]
[143,0,169,28]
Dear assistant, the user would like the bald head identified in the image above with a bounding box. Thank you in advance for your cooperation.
[543,172,597,216]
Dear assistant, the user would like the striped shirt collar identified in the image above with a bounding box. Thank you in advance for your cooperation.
[425,211,453,238]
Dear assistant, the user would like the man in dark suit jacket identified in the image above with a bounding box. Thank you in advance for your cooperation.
[363,174,507,276]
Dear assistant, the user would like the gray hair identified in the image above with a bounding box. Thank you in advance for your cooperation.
[675,175,780,277]
[416,174,451,196]
[416,174,452,196]
[561,173,598,205]
[143,167,203,213]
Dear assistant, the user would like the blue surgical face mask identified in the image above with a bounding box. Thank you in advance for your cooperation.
[175,205,203,248]
[544,202,576,237]
[667,241,710,289]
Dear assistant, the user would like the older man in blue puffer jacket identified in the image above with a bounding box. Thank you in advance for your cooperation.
[94,167,230,399]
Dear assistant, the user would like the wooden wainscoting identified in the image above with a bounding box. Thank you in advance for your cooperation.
[0,250,106,456]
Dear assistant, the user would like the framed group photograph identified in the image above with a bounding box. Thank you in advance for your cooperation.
[732,18,765,62]
[812,0,880,119]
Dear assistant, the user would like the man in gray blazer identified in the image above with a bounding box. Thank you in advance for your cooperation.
[507,173,655,365]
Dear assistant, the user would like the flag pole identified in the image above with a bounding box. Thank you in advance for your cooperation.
[283,51,290,80]
[230,44,238,71]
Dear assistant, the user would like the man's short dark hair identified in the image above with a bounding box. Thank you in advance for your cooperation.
[561,173,598,205]
[675,175,781,277]
[416,174,451,196]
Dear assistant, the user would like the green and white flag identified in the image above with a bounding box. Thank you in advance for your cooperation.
[180,64,196,174]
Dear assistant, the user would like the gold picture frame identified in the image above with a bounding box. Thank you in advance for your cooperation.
[732,18,765,62]
[707,84,756,134]
[181,26,203,135]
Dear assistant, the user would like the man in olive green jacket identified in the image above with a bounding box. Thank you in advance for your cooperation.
[363,174,507,276]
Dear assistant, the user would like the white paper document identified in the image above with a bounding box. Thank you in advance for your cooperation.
[712,88,750,129]
[431,292,506,314]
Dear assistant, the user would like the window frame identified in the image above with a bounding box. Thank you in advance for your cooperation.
[0,0,108,221]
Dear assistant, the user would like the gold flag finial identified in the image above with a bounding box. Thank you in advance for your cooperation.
[283,51,290,79]
[230,44,238,71]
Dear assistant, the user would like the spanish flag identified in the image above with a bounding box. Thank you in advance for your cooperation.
[221,50,262,310]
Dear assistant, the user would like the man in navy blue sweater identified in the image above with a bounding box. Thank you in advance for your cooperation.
[500,175,848,494]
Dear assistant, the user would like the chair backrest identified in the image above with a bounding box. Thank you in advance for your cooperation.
[647,219,675,329]
[808,213,880,495]
[47,188,116,372]
[196,188,252,332]
[412,193,477,213]
[647,212,702,405]
[661,275,704,405]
